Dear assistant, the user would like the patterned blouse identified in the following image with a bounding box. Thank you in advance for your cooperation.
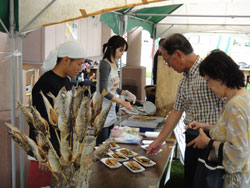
[174,56,224,125]
[210,94,250,188]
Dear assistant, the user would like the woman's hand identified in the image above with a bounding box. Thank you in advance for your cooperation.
[185,121,201,130]
[185,121,211,130]
[122,100,133,111]
[124,90,136,104]
[187,128,210,149]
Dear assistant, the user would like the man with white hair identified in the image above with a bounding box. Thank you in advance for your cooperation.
[28,40,85,188]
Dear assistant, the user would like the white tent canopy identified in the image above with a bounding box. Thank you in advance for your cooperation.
[18,0,166,32]
[142,0,250,37]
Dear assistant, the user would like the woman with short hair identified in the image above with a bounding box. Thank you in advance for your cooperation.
[187,50,250,188]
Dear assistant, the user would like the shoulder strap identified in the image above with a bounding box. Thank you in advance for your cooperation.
[204,139,214,161]
[218,143,224,165]
[208,139,214,150]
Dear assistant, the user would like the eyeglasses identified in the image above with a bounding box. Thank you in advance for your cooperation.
[164,54,172,66]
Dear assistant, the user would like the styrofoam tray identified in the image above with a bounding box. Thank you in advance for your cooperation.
[133,156,156,167]
[123,161,145,173]
[108,151,129,162]
[101,157,122,169]
[116,148,137,157]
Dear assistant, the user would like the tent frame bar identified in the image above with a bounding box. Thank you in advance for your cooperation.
[158,23,250,26]
[113,11,155,24]
[0,18,10,36]
[130,13,250,18]
[19,0,56,33]
[158,25,173,37]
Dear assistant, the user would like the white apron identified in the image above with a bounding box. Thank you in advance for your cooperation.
[96,60,120,128]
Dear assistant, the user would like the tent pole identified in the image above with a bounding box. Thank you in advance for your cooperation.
[119,14,124,89]
[118,15,125,122]
[151,24,156,85]
[9,0,16,187]
[19,0,56,33]
[17,35,25,188]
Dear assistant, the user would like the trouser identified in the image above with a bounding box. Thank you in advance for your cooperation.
[28,160,51,188]
[96,124,114,146]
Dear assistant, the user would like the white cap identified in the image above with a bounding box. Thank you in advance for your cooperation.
[41,40,85,72]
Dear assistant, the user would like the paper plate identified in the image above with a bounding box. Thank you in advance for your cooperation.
[133,156,156,167]
[108,152,129,162]
[101,158,122,169]
[143,101,156,115]
[116,148,137,157]
[123,161,145,173]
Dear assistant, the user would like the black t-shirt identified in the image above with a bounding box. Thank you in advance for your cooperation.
[30,70,72,153]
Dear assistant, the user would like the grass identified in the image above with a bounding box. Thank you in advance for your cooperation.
[146,72,152,78]
[159,160,184,188]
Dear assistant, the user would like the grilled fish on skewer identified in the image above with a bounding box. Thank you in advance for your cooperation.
[28,137,47,163]
[48,87,72,133]
[72,132,81,163]
[6,123,47,162]
[90,89,108,123]
[93,138,113,160]
[72,86,87,118]
[40,91,58,127]
[93,102,112,135]
[60,133,71,164]
[30,105,50,137]
[6,123,31,153]
[75,97,89,142]
[45,136,67,182]
[17,101,34,124]
[37,132,49,153]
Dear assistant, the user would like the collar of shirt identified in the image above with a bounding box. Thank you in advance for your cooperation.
[183,55,202,77]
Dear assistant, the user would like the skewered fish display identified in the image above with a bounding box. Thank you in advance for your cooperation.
[5,87,111,188]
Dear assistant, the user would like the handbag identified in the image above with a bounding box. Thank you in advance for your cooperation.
[185,128,209,143]
[192,140,225,188]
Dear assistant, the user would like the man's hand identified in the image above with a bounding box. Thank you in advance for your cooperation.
[146,140,162,156]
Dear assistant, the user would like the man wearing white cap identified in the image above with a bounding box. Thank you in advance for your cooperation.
[28,40,85,188]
